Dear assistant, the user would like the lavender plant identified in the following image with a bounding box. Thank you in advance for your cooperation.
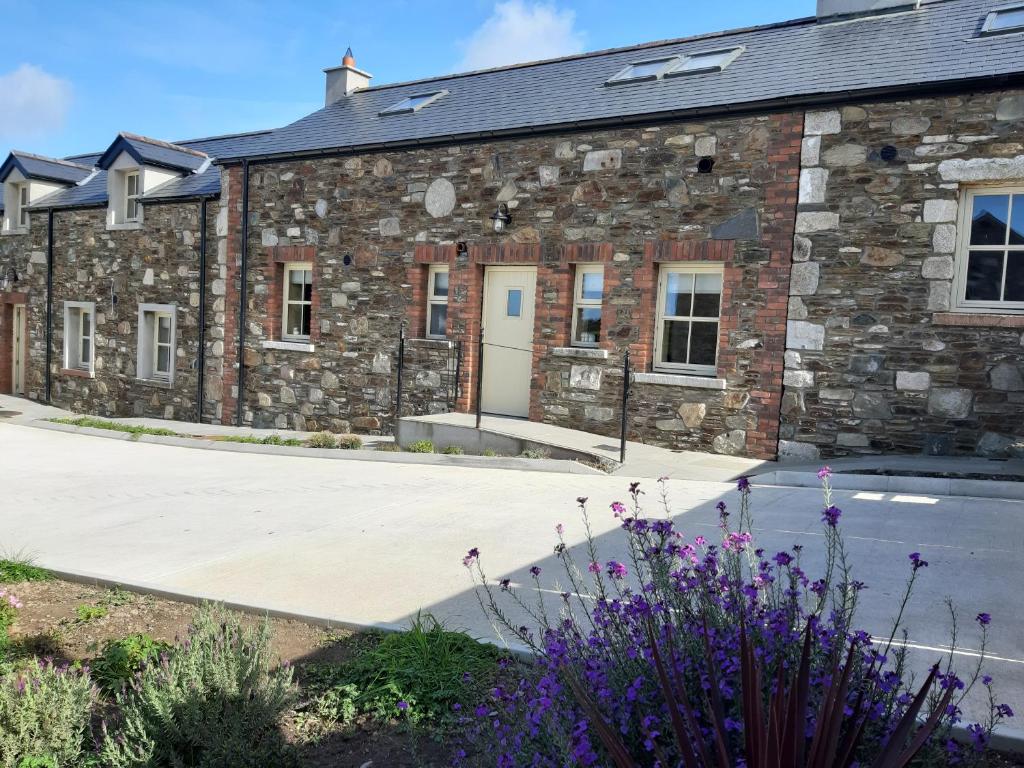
[460,472,1013,767]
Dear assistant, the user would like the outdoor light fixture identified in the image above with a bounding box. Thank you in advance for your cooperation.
[0,264,17,291]
[490,203,512,233]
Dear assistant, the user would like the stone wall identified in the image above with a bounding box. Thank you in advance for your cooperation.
[780,90,1024,459]
[228,111,802,457]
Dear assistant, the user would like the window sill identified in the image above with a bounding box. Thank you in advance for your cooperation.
[633,372,727,390]
[933,312,1024,328]
[262,340,315,352]
[1,229,28,237]
[60,367,94,379]
[107,222,142,231]
[552,346,610,360]
[136,377,174,389]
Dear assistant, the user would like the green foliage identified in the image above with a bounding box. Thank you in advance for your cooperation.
[49,417,179,439]
[0,659,96,768]
[91,633,168,696]
[442,445,464,455]
[375,442,401,452]
[73,604,106,623]
[519,447,551,460]
[97,604,297,768]
[218,433,305,447]
[406,440,435,454]
[307,431,338,449]
[299,614,499,735]
[0,558,51,584]
[335,434,363,450]
[481,448,498,457]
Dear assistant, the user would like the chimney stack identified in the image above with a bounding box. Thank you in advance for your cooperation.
[816,0,919,19]
[324,47,372,105]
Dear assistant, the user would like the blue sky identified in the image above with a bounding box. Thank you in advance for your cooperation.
[0,0,814,159]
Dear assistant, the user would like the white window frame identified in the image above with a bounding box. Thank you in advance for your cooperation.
[63,301,96,375]
[17,184,29,229]
[379,90,449,116]
[653,263,723,376]
[571,264,604,348]
[124,171,140,223]
[282,263,313,341]
[665,46,744,77]
[136,303,176,384]
[426,264,449,339]
[953,186,1024,313]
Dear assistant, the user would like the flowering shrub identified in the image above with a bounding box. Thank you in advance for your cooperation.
[0,658,96,768]
[0,589,22,655]
[96,604,297,768]
[460,473,1013,767]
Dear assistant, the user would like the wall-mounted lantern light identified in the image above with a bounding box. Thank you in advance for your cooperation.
[489,203,512,233]
[0,264,17,291]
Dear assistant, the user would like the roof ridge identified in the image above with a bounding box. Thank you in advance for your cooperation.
[11,150,94,171]
[347,14,816,96]
[119,132,209,158]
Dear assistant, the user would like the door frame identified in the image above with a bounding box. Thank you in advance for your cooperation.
[10,303,26,395]
[480,265,538,417]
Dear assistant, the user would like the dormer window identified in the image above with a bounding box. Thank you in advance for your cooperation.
[2,181,30,234]
[0,151,92,235]
[125,171,140,222]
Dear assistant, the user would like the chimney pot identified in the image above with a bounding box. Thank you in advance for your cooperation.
[342,47,356,67]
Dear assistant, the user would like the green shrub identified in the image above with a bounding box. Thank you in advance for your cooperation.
[519,447,550,459]
[0,659,96,768]
[375,442,401,452]
[73,604,106,623]
[97,604,297,767]
[442,445,464,455]
[0,590,22,659]
[336,434,362,450]
[307,431,338,449]
[406,440,434,454]
[481,448,498,457]
[0,558,50,584]
[91,633,168,696]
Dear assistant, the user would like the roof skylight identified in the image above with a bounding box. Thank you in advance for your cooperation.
[605,57,680,85]
[982,4,1024,33]
[379,90,448,116]
[666,47,744,76]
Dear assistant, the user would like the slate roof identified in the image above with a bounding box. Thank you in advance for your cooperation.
[0,151,93,185]
[219,0,1024,160]
[96,133,208,173]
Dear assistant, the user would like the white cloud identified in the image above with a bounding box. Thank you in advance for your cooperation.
[457,1,585,72]
[0,64,73,140]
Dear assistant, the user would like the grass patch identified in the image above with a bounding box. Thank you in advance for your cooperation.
[441,445,464,455]
[49,417,181,439]
[307,431,338,449]
[73,604,107,623]
[215,434,306,447]
[0,557,51,584]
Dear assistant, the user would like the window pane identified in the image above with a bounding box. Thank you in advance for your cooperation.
[506,289,522,317]
[618,59,671,80]
[81,338,91,365]
[574,307,602,344]
[127,199,138,220]
[661,320,690,364]
[1006,251,1024,302]
[676,51,730,72]
[432,270,449,298]
[157,316,171,343]
[664,272,694,316]
[690,322,719,366]
[286,304,308,337]
[970,195,1010,246]
[991,8,1024,29]
[428,304,447,337]
[156,345,170,374]
[579,270,603,300]
[1010,195,1024,245]
[964,251,1004,301]
[693,273,722,317]
[288,268,311,301]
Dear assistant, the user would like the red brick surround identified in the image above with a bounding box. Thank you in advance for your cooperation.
[0,292,29,395]
[264,245,321,343]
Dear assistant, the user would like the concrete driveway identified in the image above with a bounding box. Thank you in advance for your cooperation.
[0,421,1021,729]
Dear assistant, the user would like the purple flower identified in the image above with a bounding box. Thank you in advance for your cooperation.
[529,566,542,577]
[773,551,793,567]
[606,561,628,580]
[997,703,1014,718]
[576,496,588,506]
[587,561,600,574]
[737,476,750,492]
[817,466,833,480]
[555,523,564,535]
[822,505,842,528]
[610,502,626,518]
[397,700,409,711]
[909,552,928,570]
[499,578,511,591]
[976,612,991,626]
[462,548,479,568]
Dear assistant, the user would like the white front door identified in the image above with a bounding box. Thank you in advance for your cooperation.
[11,304,25,395]
[481,266,537,417]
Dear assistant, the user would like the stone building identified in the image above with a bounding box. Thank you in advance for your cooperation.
[1,0,1023,460]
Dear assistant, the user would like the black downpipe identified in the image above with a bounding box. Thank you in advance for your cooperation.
[195,197,208,423]
[235,159,250,427]
[44,208,54,403]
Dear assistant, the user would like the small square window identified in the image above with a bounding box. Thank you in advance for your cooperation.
[379,90,448,116]
[654,265,723,376]
[426,264,449,339]
[506,288,523,317]
[666,47,744,77]
[982,5,1024,34]
[605,57,680,85]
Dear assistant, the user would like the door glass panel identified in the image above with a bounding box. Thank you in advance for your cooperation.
[579,271,603,300]
[661,320,690,364]
[506,289,522,317]
[432,270,449,298]
[970,195,1010,245]
[689,321,719,366]
[574,308,602,344]
[693,273,722,317]
[965,251,1004,301]
[428,304,447,337]
[664,272,694,316]
[1005,251,1024,302]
